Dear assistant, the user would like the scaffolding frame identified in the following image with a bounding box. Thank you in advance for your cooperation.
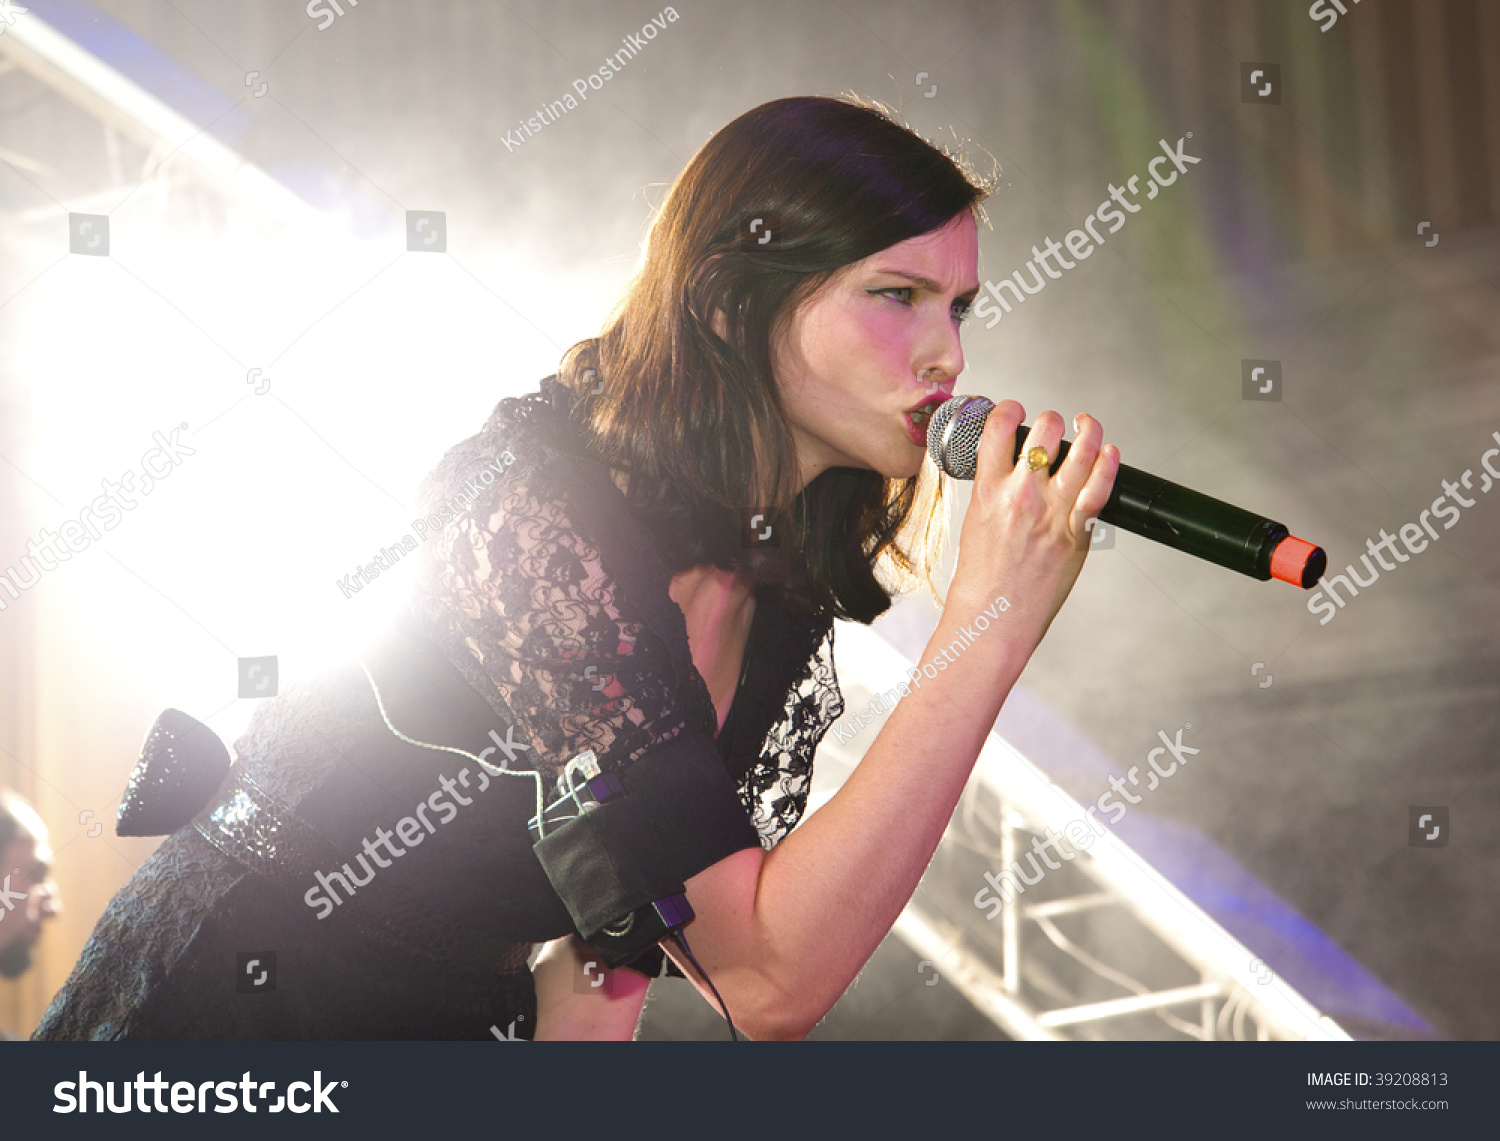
[826,621,1350,1042]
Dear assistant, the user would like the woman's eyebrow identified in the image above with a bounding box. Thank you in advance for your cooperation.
[870,268,979,300]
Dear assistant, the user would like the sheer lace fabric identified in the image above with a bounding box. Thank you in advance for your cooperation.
[408,380,845,848]
[32,380,849,1039]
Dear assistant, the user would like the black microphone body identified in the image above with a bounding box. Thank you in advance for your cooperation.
[927,396,1326,588]
[1031,433,1293,583]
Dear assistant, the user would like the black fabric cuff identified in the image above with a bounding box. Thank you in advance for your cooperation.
[533,731,762,944]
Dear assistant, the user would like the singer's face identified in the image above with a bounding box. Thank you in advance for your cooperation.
[772,210,979,489]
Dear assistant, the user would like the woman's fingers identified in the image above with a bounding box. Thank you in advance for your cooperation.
[971,402,1117,542]
[974,399,1025,479]
[1018,411,1066,479]
[1021,410,1118,545]
[1053,413,1104,503]
[1071,436,1120,534]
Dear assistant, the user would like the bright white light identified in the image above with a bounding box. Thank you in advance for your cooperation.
[7,164,626,748]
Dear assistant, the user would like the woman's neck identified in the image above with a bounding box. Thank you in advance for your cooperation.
[668,564,757,734]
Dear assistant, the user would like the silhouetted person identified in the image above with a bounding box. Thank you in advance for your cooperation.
[0,791,62,983]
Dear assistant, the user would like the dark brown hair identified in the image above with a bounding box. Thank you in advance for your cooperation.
[558,95,992,621]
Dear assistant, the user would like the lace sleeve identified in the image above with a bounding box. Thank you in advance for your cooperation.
[406,387,840,865]
[409,451,701,786]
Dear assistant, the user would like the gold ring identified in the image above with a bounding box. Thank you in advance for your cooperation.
[1025,445,1051,472]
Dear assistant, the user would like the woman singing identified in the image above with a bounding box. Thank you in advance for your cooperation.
[35,94,1117,1041]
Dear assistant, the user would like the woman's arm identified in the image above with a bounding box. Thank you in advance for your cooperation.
[662,405,1119,1040]
[532,935,651,1040]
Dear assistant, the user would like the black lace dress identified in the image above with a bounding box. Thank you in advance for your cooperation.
[33,379,844,1040]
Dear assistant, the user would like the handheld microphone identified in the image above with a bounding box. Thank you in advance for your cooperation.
[927,395,1327,588]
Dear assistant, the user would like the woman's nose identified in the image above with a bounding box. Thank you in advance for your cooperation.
[919,310,965,381]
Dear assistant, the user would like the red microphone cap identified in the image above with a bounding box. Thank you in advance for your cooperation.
[1271,535,1321,587]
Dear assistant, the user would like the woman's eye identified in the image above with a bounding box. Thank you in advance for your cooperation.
[869,287,972,322]
[869,287,970,323]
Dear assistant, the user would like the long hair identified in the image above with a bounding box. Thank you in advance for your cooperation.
[558,95,993,621]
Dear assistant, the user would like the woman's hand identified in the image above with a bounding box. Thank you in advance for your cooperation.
[948,402,1118,642]
[654,404,1116,1037]
[653,405,1119,1041]
[532,934,651,1041]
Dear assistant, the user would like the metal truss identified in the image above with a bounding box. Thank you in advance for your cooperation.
[823,621,1351,1042]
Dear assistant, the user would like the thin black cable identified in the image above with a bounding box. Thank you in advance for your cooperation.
[669,930,740,1042]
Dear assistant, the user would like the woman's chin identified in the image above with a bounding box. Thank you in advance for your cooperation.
[815,442,925,482]
[879,450,927,481]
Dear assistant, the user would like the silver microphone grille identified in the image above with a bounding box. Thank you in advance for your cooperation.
[926,395,994,480]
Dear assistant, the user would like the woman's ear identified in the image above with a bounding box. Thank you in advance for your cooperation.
[711,308,729,340]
